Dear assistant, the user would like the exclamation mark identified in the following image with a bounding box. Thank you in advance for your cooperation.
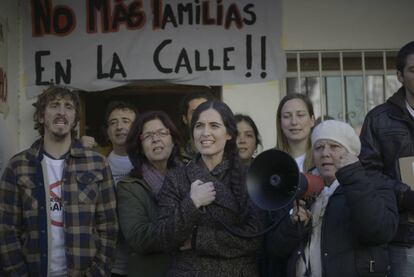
[261,36,267,78]
[245,34,252,78]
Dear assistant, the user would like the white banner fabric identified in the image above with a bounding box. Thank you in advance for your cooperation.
[22,0,286,97]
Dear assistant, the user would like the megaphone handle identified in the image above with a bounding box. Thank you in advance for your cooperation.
[295,199,312,277]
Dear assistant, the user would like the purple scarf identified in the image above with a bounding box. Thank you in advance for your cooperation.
[142,163,165,196]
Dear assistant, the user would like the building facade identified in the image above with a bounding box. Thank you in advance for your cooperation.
[0,0,413,174]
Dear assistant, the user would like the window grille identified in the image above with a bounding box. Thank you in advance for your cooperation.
[282,50,401,130]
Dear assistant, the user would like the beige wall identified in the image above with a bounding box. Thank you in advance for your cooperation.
[0,1,21,174]
[282,0,414,50]
[223,82,280,151]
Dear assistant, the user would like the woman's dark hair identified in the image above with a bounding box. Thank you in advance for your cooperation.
[126,110,181,178]
[190,100,248,212]
[234,114,263,150]
[190,100,238,159]
[276,93,315,171]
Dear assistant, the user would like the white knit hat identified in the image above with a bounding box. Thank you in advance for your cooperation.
[311,120,361,156]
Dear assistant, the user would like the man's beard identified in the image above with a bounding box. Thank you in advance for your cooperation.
[47,122,73,141]
[50,130,71,141]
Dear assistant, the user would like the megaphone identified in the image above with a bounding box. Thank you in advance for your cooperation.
[247,149,324,211]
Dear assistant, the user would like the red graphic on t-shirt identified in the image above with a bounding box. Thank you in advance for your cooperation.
[49,181,63,227]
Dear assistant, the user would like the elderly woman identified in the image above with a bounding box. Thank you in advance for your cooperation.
[156,100,262,276]
[267,120,399,277]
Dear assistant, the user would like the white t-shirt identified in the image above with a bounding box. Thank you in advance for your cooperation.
[295,153,306,173]
[107,151,133,186]
[406,101,414,118]
[44,155,67,277]
[107,151,133,275]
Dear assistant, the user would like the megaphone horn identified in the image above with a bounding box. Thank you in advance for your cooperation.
[246,149,324,211]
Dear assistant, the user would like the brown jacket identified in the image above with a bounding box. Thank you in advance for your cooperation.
[156,157,262,277]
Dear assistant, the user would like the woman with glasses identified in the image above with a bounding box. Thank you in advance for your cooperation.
[116,111,182,277]
[155,100,262,276]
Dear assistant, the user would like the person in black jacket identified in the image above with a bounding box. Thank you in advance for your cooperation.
[359,41,414,277]
[268,120,398,277]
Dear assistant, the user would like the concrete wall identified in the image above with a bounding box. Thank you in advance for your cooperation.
[282,0,414,50]
[0,1,21,175]
[223,82,280,151]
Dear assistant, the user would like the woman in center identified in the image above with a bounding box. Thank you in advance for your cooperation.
[156,100,262,276]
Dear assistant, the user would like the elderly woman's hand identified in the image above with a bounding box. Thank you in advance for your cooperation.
[334,150,359,169]
[290,200,312,226]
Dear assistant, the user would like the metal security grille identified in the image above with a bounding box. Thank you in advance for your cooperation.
[282,50,400,131]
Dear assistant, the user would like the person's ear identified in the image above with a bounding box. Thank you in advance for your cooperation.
[310,115,315,128]
[106,128,110,139]
[397,70,404,84]
[38,112,45,124]
[182,115,188,126]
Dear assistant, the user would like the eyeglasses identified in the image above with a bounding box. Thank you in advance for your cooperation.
[140,128,170,141]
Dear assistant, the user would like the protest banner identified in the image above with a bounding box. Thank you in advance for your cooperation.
[22,0,285,97]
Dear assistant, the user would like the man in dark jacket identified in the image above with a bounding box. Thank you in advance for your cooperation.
[359,40,414,277]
